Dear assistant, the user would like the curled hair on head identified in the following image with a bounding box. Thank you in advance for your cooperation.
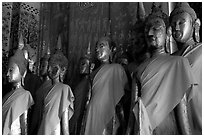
[79,56,93,64]
[41,45,51,63]
[96,36,114,49]
[170,2,197,23]
[145,3,169,28]
[49,52,68,70]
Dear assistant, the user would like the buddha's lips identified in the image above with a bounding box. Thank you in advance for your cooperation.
[174,31,182,39]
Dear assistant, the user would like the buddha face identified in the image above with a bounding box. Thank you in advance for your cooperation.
[7,62,22,83]
[79,58,91,74]
[145,17,167,49]
[171,12,193,43]
[40,59,49,76]
[96,39,111,63]
[48,63,61,80]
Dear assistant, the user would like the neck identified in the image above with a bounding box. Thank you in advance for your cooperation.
[152,46,166,56]
[177,37,195,50]
[156,47,166,55]
[101,59,110,64]
[52,77,60,85]
[13,82,22,90]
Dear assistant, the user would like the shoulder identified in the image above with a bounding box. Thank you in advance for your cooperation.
[58,83,74,101]
[57,83,72,93]
[165,55,190,66]
[10,88,33,106]
[16,88,31,97]
[19,88,33,100]
[109,63,125,71]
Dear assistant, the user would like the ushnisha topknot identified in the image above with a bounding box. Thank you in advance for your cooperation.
[146,3,169,27]
[49,49,68,70]
[41,45,51,63]
[9,49,28,76]
[96,36,112,48]
[170,2,197,22]
[80,41,93,63]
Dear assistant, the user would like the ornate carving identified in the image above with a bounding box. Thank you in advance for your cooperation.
[77,2,94,11]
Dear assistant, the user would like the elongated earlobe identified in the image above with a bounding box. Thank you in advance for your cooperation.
[165,26,172,53]
[194,18,201,43]
[60,67,66,82]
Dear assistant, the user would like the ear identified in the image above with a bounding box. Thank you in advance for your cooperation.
[165,26,172,53]
[61,67,67,74]
[59,66,66,82]
[194,18,201,43]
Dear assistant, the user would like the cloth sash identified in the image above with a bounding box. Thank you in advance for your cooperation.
[2,87,34,135]
[84,64,127,134]
[183,44,202,134]
[133,97,153,135]
[137,55,195,130]
[37,82,74,135]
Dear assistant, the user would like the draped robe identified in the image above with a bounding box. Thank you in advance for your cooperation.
[181,44,202,134]
[84,63,127,135]
[37,82,74,135]
[2,87,34,135]
[135,55,196,133]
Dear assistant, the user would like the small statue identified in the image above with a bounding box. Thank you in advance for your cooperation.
[37,48,74,135]
[39,46,51,82]
[69,42,95,135]
[2,48,34,135]
[29,46,52,135]
[83,36,128,135]
[170,2,202,134]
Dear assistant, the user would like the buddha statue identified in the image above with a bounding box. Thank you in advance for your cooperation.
[69,42,95,135]
[83,36,128,135]
[131,3,196,135]
[29,46,52,135]
[170,2,202,134]
[37,37,74,134]
[2,46,34,135]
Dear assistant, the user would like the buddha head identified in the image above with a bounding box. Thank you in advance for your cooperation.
[48,50,68,83]
[95,36,113,64]
[7,49,27,86]
[40,46,51,77]
[79,43,95,75]
[144,3,170,54]
[170,2,200,44]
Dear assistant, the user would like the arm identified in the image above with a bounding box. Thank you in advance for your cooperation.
[61,107,69,135]
[20,110,28,135]
[175,94,192,135]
